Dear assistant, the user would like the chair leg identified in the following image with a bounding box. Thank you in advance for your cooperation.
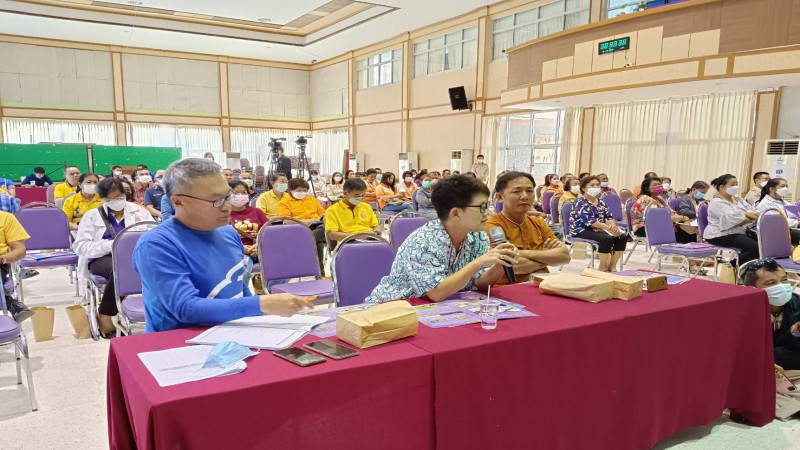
[587,246,596,269]
[88,285,101,341]
[14,342,22,384]
[624,240,639,265]
[18,334,38,411]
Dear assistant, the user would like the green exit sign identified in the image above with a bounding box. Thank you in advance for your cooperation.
[598,37,631,55]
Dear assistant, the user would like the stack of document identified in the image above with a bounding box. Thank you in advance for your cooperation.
[186,314,329,350]
[138,345,248,387]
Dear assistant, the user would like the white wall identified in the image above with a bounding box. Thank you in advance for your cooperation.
[310,61,349,120]
[777,86,800,139]
[228,64,310,120]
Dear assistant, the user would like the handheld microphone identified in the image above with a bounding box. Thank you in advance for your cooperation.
[489,227,516,283]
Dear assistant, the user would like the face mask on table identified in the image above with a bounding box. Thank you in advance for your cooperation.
[202,341,258,369]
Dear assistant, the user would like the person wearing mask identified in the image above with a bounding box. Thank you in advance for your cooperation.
[569,176,628,272]
[630,177,689,239]
[308,169,327,199]
[53,165,81,202]
[73,178,153,337]
[675,180,709,243]
[705,174,759,265]
[746,171,771,205]
[278,178,327,273]
[229,180,269,261]
[367,175,517,303]
[325,178,381,246]
[376,172,413,212]
[472,155,489,183]
[557,177,581,220]
[256,173,288,218]
[597,173,617,195]
[740,260,800,421]
[62,173,102,231]
[364,168,379,207]
[345,170,355,180]
[239,171,259,197]
[132,168,153,205]
[275,147,293,180]
[756,178,800,245]
[120,178,135,202]
[326,172,345,202]
[441,169,452,179]
[143,170,166,219]
[415,174,438,220]
[543,173,563,196]
[22,167,53,187]
[222,168,235,183]
[414,169,429,187]
[578,172,590,180]
[487,171,570,284]
[135,158,310,332]
[659,177,675,201]
[410,169,418,179]
[632,171,658,197]
[110,166,124,178]
[203,152,215,161]
[399,171,417,201]
[375,168,383,175]
[0,211,32,322]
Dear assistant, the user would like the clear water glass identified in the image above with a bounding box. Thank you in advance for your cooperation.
[480,299,500,330]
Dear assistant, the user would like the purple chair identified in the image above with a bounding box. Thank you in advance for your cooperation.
[623,199,649,265]
[644,207,717,278]
[785,204,800,220]
[494,200,503,213]
[757,211,800,274]
[112,222,157,336]
[0,281,37,411]
[331,234,395,306]
[668,198,681,210]
[14,202,80,302]
[697,203,741,267]
[412,193,419,211]
[257,217,333,303]
[389,215,428,249]
[601,193,628,231]
[549,195,560,224]
[561,202,603,270]
[542,191,555,215]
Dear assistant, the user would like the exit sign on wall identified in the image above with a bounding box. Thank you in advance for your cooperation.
[598,37,631,55]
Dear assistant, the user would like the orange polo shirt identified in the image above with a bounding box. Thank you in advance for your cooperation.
[485,212,557,285]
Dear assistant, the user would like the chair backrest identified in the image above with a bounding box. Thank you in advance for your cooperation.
[644,207,677,246]
[331,234,395,306]
[240,158,251,168]
[785,204,800,220]
[257,217,321,281]
[668,198,681,210]
[550,195,560,223]
[697,203,709,240]
[560,202,574,235]
[15,203,72,251]
[249,196,258,207]
[45,184,57,204]
[757,209,792,259]
[112,222,158,298]
[625,199,636,230]
[389,216,428,249]
[412,192,419,211]
[602,193,623,221]
[542,191,554,214]
[494,200,503,213]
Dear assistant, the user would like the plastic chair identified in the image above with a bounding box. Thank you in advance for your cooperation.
[697,203,741,266]
[112,222,158,336]
[0,283,37,411]
[601,193,628,231]
[45,184,56,204]
[542,191,554,215]
[549,195,560,224]
[644,207,717,278]
[561,202,602,270]
[257,217,333,303]
[623,199,650,265]
[240,158,251,169]
[331,234,395,307]
[757,210,800,275]
[389,215,428,249]
[412,193,419,211]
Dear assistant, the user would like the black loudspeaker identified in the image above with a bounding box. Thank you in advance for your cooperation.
[448,86,471,111]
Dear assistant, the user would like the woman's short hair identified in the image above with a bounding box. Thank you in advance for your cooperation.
[431,174,491,220]
[288,178,309,191]
[579,175,600,193]
[97,177,125,199]
[228,180,249,192]
[78,172,99,185]
[689,180,709,191]
[640,177,662,197]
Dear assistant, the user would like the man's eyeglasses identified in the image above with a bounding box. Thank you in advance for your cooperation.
[177,192,234,208]
[458,202,490,214]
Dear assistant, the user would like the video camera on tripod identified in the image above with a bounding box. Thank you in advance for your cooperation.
[267,137,286,161]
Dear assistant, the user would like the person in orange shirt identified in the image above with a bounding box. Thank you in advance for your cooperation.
[399,171,417,201]
[376,172,413,212]
[486,171,571,284]
[363,168,379,207]
[278,178,327,272]
[632,171,658,197]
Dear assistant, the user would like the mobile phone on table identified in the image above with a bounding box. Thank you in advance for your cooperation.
[304,339,359,360]
[273,347,326,367]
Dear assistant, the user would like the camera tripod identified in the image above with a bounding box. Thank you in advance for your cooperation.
[296,146,316,197]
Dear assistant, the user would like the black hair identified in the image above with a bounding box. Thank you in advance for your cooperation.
[345,170,354,178]
[34,167,45,174]
[453,171,461,175]
[111,165,122,171]
[76,173,99,194]
[689,180,709,192]
[415,169,429,181]
[640,177,662,198]
[464,172,476,178]
[477,154,484,158]
[288,178,309,191]
[228,180,249,192]
[269,172,288,183]
[138,164,148,169]
[136,167,151,176]
[331,172,344,185]
[402,171,414,181]
[431,174,491,221]
[580,176,601,194]
[355,172,365,177]
[753,171,770,183]
[380,172,397,190]
[759,178,786,203]
[309,169,319,176]
[119,178,135,201]
[495,171,536,193]
[644,172,658,179]
[544,174,554,186]
[344,178,367,192]
[366,168,377,176]
[97,177,126,199]
[578,172,590,180]
[741,259,784,287]
[710,174,737,190]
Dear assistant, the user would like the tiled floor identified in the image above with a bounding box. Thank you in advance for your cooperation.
[2,246,800,449]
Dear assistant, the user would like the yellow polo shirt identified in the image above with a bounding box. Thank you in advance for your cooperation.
[54,182,78,199]
[278,195,325,220]
[0,211,29,255]
[62,193,103,224]
[256,190,284,218]
[325,200,378,234]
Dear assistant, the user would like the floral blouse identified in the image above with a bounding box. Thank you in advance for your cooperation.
[569,197,612,236]
[631,195,671,233]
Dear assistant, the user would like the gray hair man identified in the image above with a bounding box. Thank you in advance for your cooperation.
[133,158,310,332]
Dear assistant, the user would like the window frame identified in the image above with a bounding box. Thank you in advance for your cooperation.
[412,26,479,79]
[356,49,403,90]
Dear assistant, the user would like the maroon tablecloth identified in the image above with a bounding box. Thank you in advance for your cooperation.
[14,186,47,206]
[107,329,434,450]
[406,279,774,450]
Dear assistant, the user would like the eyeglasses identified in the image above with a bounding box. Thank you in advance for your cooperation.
[177,192,234,208]
[458,202,490,214]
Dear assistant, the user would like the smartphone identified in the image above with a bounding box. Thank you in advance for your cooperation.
[304,339,360,360]
[273,347,326,367]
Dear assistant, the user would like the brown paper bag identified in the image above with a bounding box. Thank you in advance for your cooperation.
[718,263,736,285]
[65,305,91,339]
[539,274,614,303]
[532,272,555,286]
[581,269,643,300]
[30,306,55,342]
[572,242,588,260]
[336,300,418,349]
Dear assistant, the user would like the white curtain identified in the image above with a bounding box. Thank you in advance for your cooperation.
[2,118,116,145]
[126,123,223,162]
[311,128,349,176]
[591,91,757,192]
[230,127,344,172]
[559,108,583,177]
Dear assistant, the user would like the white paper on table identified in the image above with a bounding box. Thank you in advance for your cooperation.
[225,314,328,331]
[187,326,307,350]
[138,345,247,387]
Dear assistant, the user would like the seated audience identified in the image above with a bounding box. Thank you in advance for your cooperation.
[631,177,689,239]
[0,191,20,214]
[308,170,327,199]
[222,168,235,183]
[414,169,428,187]
[345,170,355,180]
[62,173,102,231]
[557,177,581,219]
[414,174,438,220]
[659,176,675,201]
[54,166,81,202]
[757,178,800,245]
[0,211,32,322]
[543,173,563,196]
[143,169,166,219]
[746,171,771,205]
[325,178,380,245]
[73,178,153,338]
[441,169,452,179]
[569,176,628,272]
[239,171,258,197]
[110,166,123,178]
[366,175,517,303]
[597,173,617,195]
[487,171,570,284]
[256,173,289,218]
[134,158,309,333]
[632,171,658,197]
[675,180,709,244]
[229,180,269,263]
[326,172,345,202]
[278,178,326,273]
[376,172,413,212]
[132,167,153,205]
[364,168,379,206]
[0,176,16,196]
[578,172,590,180]
[120,178,135,202]
[22,166,53,187]
[399,171,417,201]
[704,174,759,265]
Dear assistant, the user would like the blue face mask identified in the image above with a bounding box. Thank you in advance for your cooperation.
[765,283,794,307]
[375,174,383,181]
[694,192,705,200]
[202,341,258,369]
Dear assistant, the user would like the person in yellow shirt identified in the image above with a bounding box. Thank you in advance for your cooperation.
[256,173,289,217]
[325,178,380,245]
[0,211,32,322]
[486,171,570,284]
[278,178,327,272]
[557,177,580,223]
[54,165,81,203]
[62,173,103,231]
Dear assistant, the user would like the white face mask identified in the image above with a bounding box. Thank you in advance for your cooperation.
[405,177,413,183]
[105,199,126,211]
[113,170,122,176]
[477,159,485,164]
[138,175,152,184]
[292,191,308,200]
[551,180,560,186]
[312,175,319,181]
[662,183,671,191]
[777,187,790,198]
[348,196,363,205]
[600,182,609,188]
[333,177,342,183]
[586,187,602,198]
[760,181,768,188]
[82,184,96,195]
[725,185,740,196]
[570,185,581,194]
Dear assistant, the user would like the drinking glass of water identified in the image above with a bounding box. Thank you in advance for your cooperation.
[480,299,500,330]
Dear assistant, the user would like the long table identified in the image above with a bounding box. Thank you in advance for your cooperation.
[107,279,774,449]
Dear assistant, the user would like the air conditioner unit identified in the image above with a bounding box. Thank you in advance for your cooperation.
[764,139,800,202]
[349,153,365,173]
[450,149,474,173]
[398,152,419,175]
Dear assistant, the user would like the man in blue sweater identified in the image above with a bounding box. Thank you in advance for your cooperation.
[134,158,310,333]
